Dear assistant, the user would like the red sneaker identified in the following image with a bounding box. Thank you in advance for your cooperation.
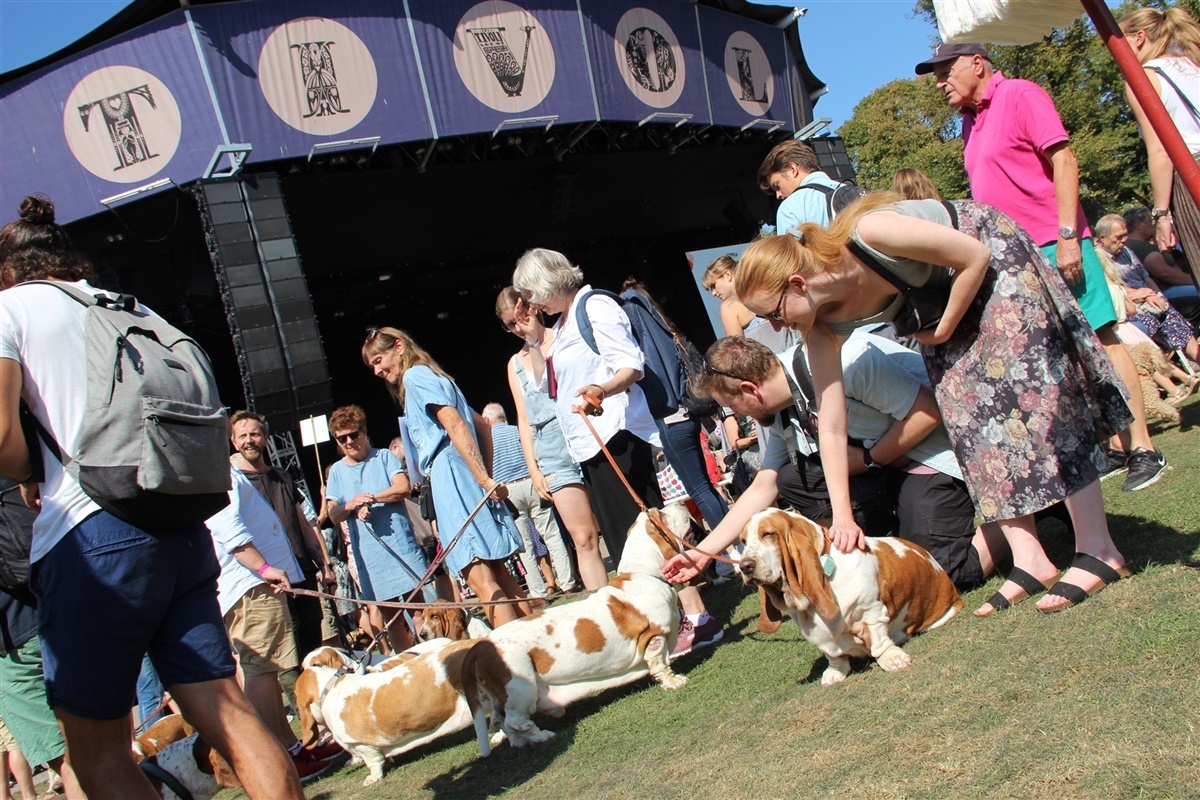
[299,741,344,761]
[292,755,333,782]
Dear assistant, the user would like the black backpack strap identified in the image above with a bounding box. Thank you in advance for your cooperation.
[941,200,959,230]
[798,182,836,220]
[784,349,818,440]
[846,239,911,293]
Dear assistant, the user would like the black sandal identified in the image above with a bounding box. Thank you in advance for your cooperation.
[1038,553,1131,614]
[976,567,1049,616]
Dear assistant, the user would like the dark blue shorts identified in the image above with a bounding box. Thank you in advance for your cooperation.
[32,511,236,720]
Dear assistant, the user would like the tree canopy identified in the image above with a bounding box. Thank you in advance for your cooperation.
[838,0,1200,221]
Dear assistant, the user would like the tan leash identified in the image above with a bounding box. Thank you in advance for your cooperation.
[573,398,739,566]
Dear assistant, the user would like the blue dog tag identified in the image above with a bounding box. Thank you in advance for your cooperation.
[820,554,835,577]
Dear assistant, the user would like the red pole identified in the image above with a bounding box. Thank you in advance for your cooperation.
[1080,0,1200,210]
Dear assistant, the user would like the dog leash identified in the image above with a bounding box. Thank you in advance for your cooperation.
[139,755,196,800]
[132,695,176,737]
[574,400,739,566]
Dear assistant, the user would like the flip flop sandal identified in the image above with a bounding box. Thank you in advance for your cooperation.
[1037,553,1131,614]
[976,567,1048,616]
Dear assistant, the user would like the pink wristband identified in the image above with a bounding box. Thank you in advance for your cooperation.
[256,563,272,577]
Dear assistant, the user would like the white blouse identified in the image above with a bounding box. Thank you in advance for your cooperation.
[1147,57,1200,154]
[546,285,662,461]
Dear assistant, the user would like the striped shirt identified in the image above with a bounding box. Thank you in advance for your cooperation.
[489,422,530,483]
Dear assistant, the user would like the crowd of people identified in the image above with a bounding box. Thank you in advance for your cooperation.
[0,5,1198,798]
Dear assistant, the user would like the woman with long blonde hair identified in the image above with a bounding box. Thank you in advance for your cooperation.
[725,193,1134,615]
[1119,6,1200,280]
[362,327,529,626]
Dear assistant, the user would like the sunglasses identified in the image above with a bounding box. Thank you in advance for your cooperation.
[364,328,379,344]
[701,356,746,383]
[335,430,363,444]
[765,283,789,322]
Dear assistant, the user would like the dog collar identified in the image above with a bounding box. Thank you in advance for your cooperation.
[819,534,836,577]
[318,666,351,706]
[140,754,195,800]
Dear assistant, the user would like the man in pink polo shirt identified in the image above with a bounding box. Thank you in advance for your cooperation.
[916,42,1167,493]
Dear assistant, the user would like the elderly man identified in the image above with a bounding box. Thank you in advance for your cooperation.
[662,334,1003,594]
[1122,207,1200,318]
[916,41,1166,492]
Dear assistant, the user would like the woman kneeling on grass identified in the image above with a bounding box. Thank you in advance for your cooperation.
[721,194,1133,614]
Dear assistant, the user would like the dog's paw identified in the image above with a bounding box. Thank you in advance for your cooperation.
[876,646,912,673]
[659,672,689,690]
[488,730,508,748]
[362,774,382,787]
[820,668,848,686]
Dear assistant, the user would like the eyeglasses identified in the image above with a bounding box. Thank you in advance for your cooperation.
[765,283,790,322]
[500,317,520,333]
[701,355,746,383]
[335,430,362,444]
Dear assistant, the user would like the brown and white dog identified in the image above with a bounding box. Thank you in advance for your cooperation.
[295,638,479,785]
[417,600,493,643]
[740,509,962,685]
[460,504,693,750]
[137,733,240,800]
[132,714,195,762]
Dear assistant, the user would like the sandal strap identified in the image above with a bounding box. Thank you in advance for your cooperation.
[983,591,1012,611]
[1044,580,1087,605]
[1007,566,1048,597]
[1069,553,1123,587]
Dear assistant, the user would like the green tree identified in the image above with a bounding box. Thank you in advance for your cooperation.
[837,77,969,197]
[842,0,1200,219]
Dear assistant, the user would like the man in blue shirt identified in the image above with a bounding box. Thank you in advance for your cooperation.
[757,140,845,233]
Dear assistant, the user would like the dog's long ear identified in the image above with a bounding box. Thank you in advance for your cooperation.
[194,737,242,789]
[448,607,468,641]
[293,669,323,748]
[781,517,840,622]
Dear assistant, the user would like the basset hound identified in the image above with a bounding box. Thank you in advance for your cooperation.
[133,714,195,762]
[460,503,694,750]
[137,733,240,800]
[417,600,493,643]
[294,638,481,786]
[740,509,962,685]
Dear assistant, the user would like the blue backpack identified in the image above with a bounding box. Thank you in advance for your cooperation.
[575,288,717,420]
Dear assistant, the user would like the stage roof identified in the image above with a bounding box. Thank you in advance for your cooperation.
[0,0,828,224]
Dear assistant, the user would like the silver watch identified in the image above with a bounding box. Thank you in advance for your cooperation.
[1058,226,1077,240]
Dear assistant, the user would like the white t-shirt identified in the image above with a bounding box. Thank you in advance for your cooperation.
[1147,57,1200,154]
[0,280,109,562]
[546,285,661,462]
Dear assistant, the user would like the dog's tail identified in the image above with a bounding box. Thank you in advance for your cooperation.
[456,641,494,757]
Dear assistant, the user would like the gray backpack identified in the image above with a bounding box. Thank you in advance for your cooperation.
[26,281,230,529]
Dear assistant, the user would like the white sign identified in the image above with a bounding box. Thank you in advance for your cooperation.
[299,414,330,447]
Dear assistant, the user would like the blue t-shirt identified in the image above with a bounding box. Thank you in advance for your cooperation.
[776,171,841,233]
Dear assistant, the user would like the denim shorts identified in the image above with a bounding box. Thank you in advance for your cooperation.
[32,512,236,720]
[532,417,584,493]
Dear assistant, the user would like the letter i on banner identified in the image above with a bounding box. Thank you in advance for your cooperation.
[299,415,332,492]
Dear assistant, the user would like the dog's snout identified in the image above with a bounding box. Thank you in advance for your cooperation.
[740,557,756,575]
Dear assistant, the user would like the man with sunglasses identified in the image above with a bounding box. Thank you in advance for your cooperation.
[666,333,1002,592]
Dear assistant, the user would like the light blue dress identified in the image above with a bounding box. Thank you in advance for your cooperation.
[326,448,428,601]
[402,365,522,576]
[512,355,584,492]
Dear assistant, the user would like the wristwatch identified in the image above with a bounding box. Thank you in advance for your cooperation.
[1151,208,1172,221]
[1058,225,1077,240]
[862,447,882,472]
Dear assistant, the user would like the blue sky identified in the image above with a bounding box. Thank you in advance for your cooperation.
[0,0,939,132]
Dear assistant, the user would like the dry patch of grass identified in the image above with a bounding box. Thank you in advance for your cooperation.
[223,399,1200,800]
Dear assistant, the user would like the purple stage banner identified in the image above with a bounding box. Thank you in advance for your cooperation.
[407,0,597,138]
[189,0,433,161]
[0,13,225,224]
[582,1,712,126]
[696,5,795,132]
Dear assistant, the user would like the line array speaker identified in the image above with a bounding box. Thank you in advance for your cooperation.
[808,136,858,185]
[196,174,331,433]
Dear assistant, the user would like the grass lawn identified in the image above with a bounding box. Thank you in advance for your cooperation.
[224,396,1200,800]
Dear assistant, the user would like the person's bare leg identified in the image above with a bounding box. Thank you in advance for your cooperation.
[1099,327,1155,451]
[240,672,299,750]
[3,749,38,800]
[46,754,85,800]
[385,610,414,653]
[551,484,608,590]
[54,712,158,800]
[461,562,527,627]
[171,676,303,800]
[974,514,1060,616]
[536,555,558,591]
[1036,480,1128,612]
[678,586,707,617]
[971,521,1009,578]
[490,560,532,617]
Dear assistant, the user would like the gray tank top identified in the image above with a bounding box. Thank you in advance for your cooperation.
[828,199,955,335]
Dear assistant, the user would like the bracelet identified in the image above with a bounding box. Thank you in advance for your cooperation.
[256,562,272,577]
[1152,208,1172,221]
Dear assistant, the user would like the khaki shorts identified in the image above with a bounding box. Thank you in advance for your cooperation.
[0,715,16,752]
[223,585,299,678]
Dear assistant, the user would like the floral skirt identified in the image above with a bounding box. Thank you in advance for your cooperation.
[921,202,1134,522]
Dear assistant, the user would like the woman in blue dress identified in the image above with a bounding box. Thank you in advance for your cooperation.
[325,404,430,651]
[362,327,529,627]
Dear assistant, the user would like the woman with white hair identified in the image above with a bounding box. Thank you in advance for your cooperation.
[512,249,723,655]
